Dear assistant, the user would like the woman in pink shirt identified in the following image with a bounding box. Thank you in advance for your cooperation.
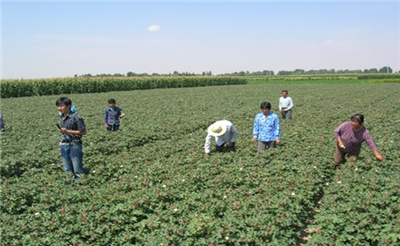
[333,114,383,169]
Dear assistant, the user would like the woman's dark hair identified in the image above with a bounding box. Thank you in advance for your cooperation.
[56,97,72,106]
[108,99,116,104]
[351,114,364,125]
[260,102,271,110]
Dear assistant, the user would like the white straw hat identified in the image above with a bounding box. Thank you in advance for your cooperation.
[208,121,227,137]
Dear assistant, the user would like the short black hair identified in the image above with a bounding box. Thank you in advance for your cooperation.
[260,102,271,110]
[282,90,288,94]
[108,99,116,104]
[56,97,72,106]
[351,114,364,125]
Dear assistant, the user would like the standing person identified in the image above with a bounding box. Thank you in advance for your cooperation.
[56,97,87,180]
[252,102,281,151]
[104,99,125,132]
[204,120,238,155]
[0,111,5,132]
[279,90,294,119]
[333,114,383,169]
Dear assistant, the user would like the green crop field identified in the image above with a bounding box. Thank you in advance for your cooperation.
[1,83,400,245]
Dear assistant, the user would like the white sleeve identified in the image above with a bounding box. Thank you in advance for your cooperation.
[204,134,213,153]
[229,125,238,142]
[288,98,294,110]
[278,98,283,110]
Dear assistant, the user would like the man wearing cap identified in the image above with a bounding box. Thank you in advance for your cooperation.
[204,120,238,155]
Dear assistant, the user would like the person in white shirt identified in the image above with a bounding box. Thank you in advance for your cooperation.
[279,90,294,119]
[204,120,238,155]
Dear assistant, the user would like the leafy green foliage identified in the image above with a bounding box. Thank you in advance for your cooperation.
[0,77,246,98]
[1,83,399,245]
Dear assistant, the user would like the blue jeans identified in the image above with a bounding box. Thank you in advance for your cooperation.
[60,143,84,178]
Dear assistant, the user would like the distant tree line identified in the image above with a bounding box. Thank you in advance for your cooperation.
[76,71,213,78]
[277,66,394,75]
[75,67,397,77]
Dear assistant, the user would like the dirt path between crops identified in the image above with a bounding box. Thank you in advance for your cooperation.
[295,192,324,245]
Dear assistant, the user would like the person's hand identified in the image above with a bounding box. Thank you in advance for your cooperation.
[104,124,109,128]
[228,142,233,147]
[375,153,383,161]
[339,144,346,149]
[59,128,68,134]
[275,139,281,145]
[120,113,125,118]
[252,138,257,142]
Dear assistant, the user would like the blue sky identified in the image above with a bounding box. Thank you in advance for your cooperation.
[1,1,399,79]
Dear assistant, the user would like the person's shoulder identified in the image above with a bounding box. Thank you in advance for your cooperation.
[72,112,84,120]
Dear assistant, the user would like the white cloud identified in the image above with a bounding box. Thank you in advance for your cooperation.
[148,25,161,32]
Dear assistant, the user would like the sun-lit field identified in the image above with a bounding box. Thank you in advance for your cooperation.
[1,83,399,245]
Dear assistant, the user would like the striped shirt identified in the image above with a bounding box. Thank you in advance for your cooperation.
[59,112,86,143]
[253,112,281,142]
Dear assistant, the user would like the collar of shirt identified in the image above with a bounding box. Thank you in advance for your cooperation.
[264,112,272,118]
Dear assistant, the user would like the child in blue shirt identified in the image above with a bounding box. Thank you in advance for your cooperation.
[104,99,125,132]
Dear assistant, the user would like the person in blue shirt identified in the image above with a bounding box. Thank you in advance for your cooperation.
[252,102,281,151]
[104,99,125,132]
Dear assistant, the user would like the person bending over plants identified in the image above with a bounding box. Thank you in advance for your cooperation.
[333,114,383,169]
[204,120,237,155]
[252,102,281,151]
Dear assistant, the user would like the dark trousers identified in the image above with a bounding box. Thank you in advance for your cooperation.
[281,110,292,119]
[215,142,236,152]
[107,124,120,132]
[334,145,359,168]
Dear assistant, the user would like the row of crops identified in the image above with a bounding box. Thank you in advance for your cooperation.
[0,77,246,98]
[1,83,399,245]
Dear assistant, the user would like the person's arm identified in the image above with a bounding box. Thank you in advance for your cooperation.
[204,134,213,155]
[274,115,281,145]
[334,122,346,149]
[104,108,109,127]
[59,129,87,135]
[229,124,238,143]
[286,98,294,111]
[252,115,259,142]
[364,130,383,161]
[278,98,283,111]
[336,137,345,149]
[120,108,125,118]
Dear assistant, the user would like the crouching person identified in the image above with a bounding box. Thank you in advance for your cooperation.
[204,120,237,156]
[56,97,87,181]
